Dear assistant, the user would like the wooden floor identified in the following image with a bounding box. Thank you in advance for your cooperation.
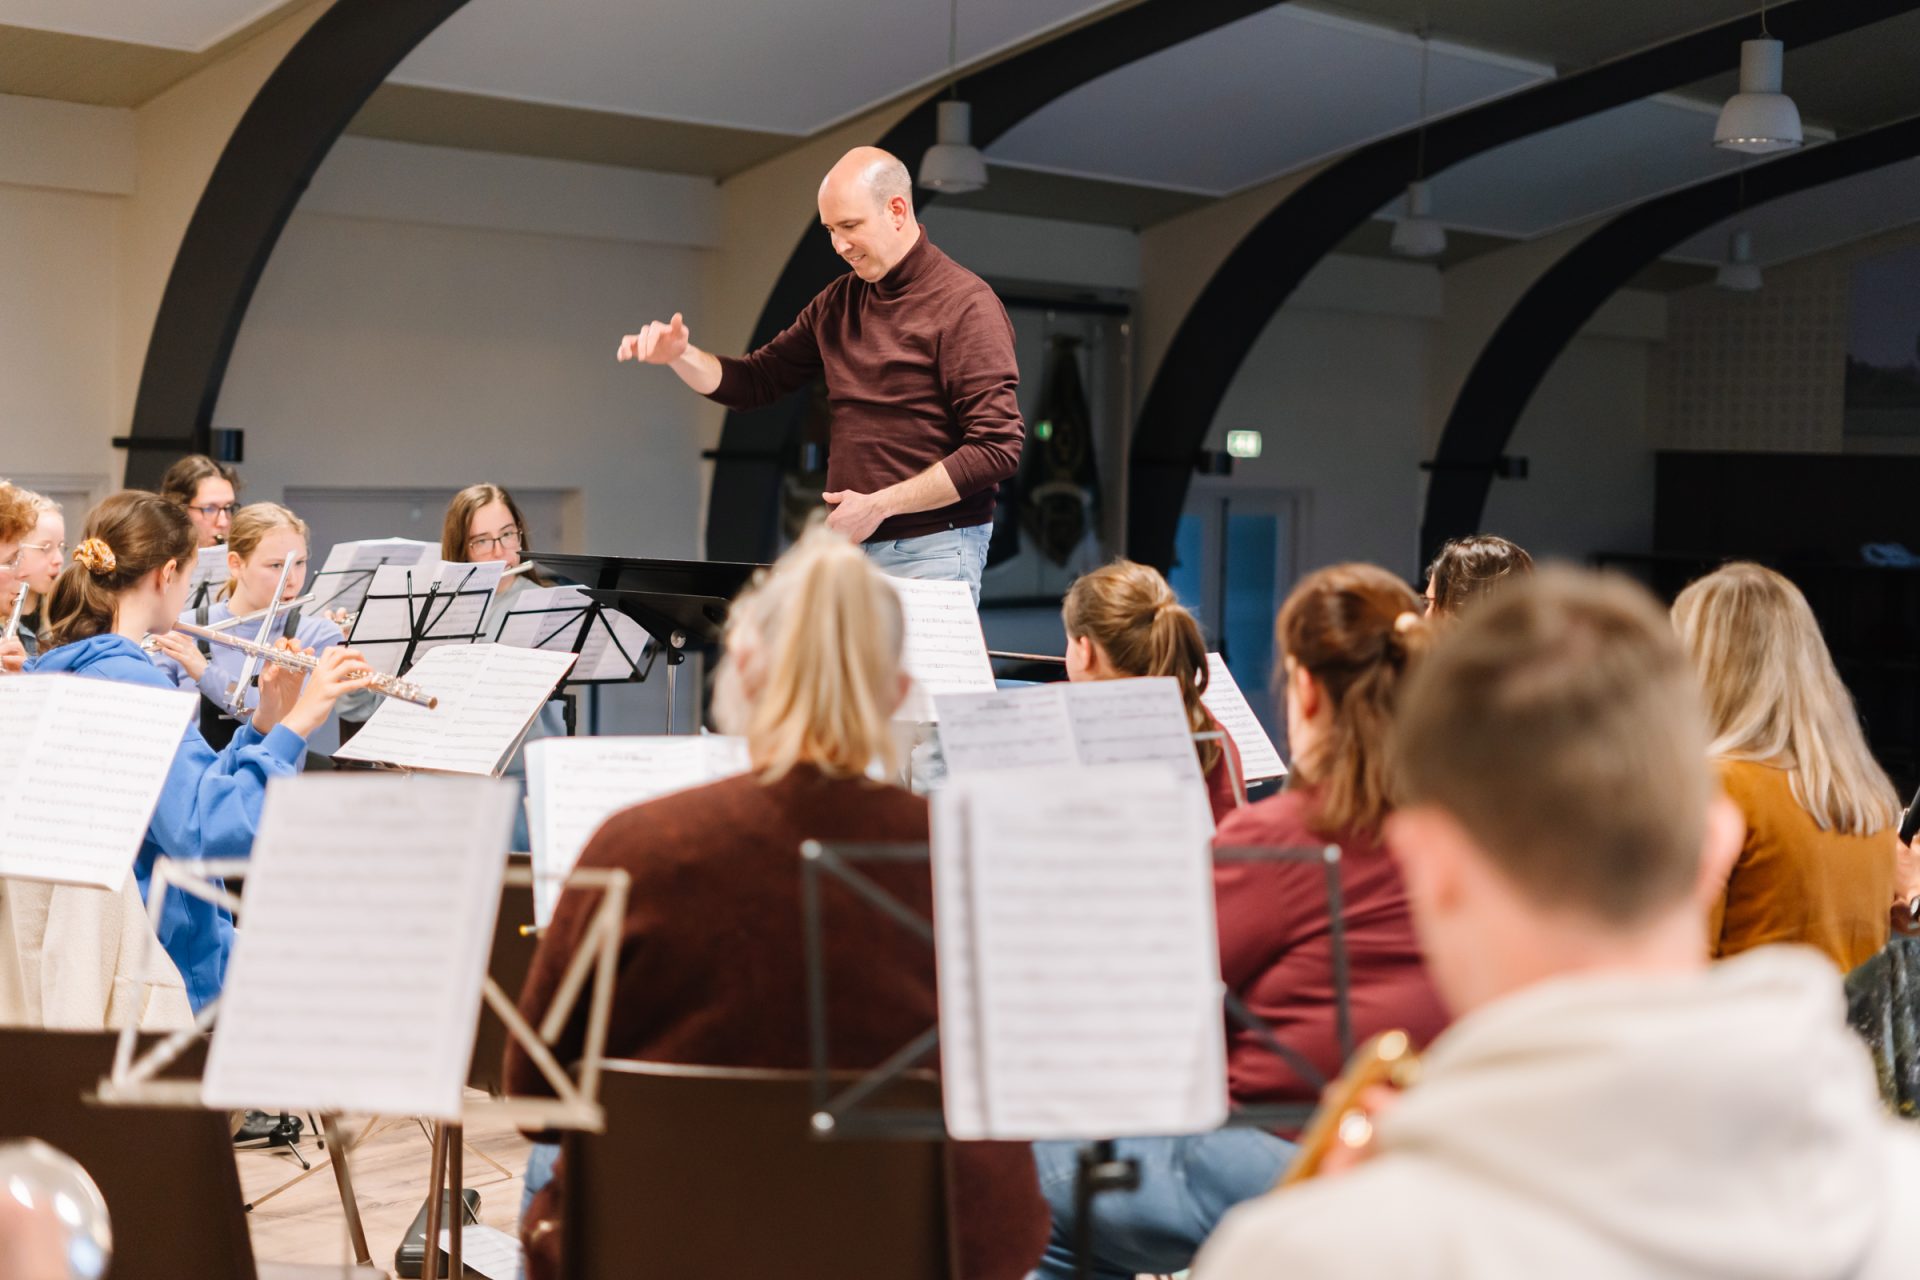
[237,1094,533,1275]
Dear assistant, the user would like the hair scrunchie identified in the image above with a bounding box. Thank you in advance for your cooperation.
[73,537,117,576]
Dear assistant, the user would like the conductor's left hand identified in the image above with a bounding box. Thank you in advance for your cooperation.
[822,489,891,544]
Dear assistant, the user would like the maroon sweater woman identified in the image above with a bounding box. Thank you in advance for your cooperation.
[507,528,1045,1280]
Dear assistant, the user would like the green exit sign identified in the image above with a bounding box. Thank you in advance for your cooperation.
[1225,430,1263,459]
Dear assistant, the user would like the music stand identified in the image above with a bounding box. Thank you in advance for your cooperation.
[535,555,765,733]
[349,562,497,679]
[797,840,1351,1280]
[492,589,660,737]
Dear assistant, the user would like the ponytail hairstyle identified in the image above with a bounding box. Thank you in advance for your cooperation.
[1062,560,1219,773]
[713,524,906,782]
[1279,563,1431,837]
[219,502,310,601]
[1425,534,1533,619]
[42,491,197,651]
[157,454,240,508]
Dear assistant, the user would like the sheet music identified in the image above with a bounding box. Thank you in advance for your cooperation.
[934,767,1226,1140]
[1201,654,1287,781]
[203,774,517,1120]
[885,577,994,722]
[333,644,578,776]
[0,677,197,889]
[493,585,652,683]
[438,1226,523,1280]
[349,560,504,677]
[524,735,750,926]
[186,544,229,605]
[308,537,438,612]
[935,678,1209,801]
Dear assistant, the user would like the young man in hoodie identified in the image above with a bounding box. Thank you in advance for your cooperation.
[1195,567,1920,1280]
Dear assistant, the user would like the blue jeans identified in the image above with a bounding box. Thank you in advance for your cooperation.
[864,523,992,606]
[1032,1129,1297,1280]
[521,1140,560,1223]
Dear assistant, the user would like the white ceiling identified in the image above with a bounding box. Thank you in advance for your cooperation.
[386,0,1117,135]
[0,0,283,51]
[987,6,1549,195]
[1668,158,1920,268]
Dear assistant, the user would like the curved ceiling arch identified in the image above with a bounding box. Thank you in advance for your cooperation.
[123,0,472,488]
[1422,112,1920,565]
[1123,0,1920,571]
[703,0,1295,562]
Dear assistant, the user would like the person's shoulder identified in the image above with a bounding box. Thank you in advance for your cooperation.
[1215,786,1318,848]
[1196,1166,1440,1277]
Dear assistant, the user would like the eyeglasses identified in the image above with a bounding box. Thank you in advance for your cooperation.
[467,528,523,555]
[188,504,237,520]
[18,541,64,558]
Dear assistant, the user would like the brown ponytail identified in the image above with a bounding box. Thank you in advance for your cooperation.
[1062,560,1220,773]
[1278,563,1430,837]
[42,492,197,651]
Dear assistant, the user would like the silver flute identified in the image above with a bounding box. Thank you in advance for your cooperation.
[173,621,439,709]
[2,584,26,643]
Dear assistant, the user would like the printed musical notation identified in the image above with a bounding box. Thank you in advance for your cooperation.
[935,677,1207,793]
[1201,654,1287,781]
[0,677,196,889]
[885,577,995,722]
[933,767,1226,1139]
[524,736,750,925]
[334,644,577,776]
[202,774,518,1120]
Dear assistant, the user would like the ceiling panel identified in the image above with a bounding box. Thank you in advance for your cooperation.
[386,0,1116,135]
[1407,95,1757,238]
[986,6,1548,195]
[1667,158,1920,267]
[0,0,286,52]
[1306,0,1761,73]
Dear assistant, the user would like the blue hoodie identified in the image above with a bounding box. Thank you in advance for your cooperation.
[28,633,307,1011]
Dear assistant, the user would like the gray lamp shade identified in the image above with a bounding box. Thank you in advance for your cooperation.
[1716,229,1763,292]
[919,100,988,194]
[1390,180,1447,258]
[1714,39,1803,155]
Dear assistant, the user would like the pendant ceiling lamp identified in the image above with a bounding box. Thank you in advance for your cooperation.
[1716,229,1763,292]
[918,0,988,194]
[1714,4,1802,155]
[1392,24,1446,259]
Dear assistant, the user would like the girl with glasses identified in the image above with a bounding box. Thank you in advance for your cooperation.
[157,454,239,549]
[10,492,64,659]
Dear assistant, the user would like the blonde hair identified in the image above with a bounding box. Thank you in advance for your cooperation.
[713,526,905,782]
[218,503,309,601]
[1395,568,1713,926]
[1672,562,1898,837]
[1280,563,1430,836]
[1062,560,1220,773]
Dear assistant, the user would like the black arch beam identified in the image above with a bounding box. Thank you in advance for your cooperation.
[705,0,1294,562]
[1126,0,1920,572]
[121,0,471,488]
[1422,112,1920,564]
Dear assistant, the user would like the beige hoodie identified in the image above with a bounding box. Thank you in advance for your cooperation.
[1196,946,1920,1280]
[0,874,192,1030]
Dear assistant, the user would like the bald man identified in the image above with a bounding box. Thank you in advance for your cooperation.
[620,147,1024,602]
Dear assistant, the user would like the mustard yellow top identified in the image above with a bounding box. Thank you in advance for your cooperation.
[1711,759,1894,973]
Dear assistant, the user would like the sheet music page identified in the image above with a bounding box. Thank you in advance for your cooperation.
[948,767,1227,1139]
[932,686,1077,774]
[0,677,197,889]
[574,607,652,683]
[523,735,750,926]
[350,560,504,676]
[1064,677,1207,783]
[203,774,517,1120]
[885,577,994,722]
[187,544,230,595]
[310,538,438,612]
[931,784,987,1137]
[491,586,649,683]
[334,644,578,775]
[1201,654,1287,781]
[438,1226,523,1280]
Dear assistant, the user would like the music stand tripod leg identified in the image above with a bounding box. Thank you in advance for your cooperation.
[422,1122,447,1280]
[448,1124,465,1279]
[1071,1139,1139,1280]
[322,1115,373,1266]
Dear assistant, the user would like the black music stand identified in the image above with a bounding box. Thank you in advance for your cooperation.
[536,554,764,733]
[798,840,1352,1280]
[491,590,660,736]
[349,561,495,680]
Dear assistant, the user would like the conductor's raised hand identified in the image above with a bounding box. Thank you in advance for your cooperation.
[617,312,690,365]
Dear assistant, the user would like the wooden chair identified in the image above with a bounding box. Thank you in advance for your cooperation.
[560,1062,950,1279]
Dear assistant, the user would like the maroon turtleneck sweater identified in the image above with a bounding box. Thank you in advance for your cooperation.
[707,229,1025,541]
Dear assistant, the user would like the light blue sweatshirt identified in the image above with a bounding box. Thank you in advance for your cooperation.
[28,633,307,1011]
[151,600,347,754]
